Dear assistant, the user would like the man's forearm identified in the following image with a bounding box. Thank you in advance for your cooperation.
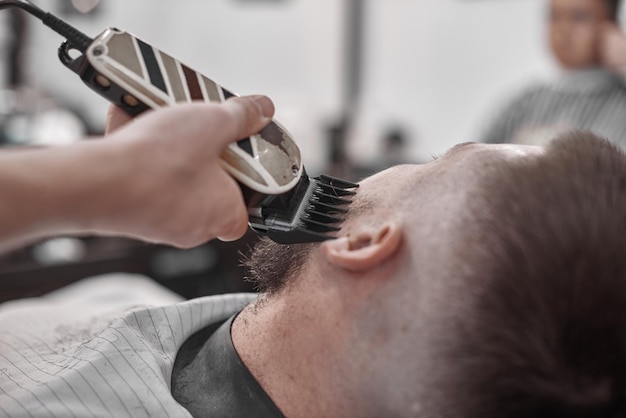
[0,141,129,254]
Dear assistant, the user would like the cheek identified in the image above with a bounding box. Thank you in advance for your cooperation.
[549,22,564,39]
[571,23,598,53]
[551,24,599,66]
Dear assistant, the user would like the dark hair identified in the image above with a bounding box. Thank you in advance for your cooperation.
[242,238,314,295]
[446,132,626,416]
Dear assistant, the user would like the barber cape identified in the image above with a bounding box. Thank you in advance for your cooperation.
[0,274,256,418]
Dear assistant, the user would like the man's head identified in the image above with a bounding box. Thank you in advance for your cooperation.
[242,132,626,417]
[548,0,622,69]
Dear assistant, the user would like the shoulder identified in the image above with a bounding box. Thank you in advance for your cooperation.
[506,81,550,106]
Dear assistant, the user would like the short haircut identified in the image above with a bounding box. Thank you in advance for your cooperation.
[442,132,626,416]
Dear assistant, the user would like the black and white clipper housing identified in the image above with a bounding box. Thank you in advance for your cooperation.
[67,28,303,197]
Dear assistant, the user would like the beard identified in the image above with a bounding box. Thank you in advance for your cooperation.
[241,237,314,295]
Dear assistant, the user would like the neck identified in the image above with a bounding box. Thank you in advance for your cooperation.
[231,275,365,417]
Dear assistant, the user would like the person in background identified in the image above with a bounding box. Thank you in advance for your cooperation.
[480,0,626,148]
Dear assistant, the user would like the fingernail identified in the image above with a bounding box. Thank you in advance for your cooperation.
[249,95,274,119]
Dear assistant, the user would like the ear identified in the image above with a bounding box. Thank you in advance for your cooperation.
[321,222,403,272]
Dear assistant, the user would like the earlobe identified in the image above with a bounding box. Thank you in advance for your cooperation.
[322,222,403,272]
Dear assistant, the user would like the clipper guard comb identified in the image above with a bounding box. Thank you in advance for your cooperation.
[248,170,358,244]
[0,0,359,244]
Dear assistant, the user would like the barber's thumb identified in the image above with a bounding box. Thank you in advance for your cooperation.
[222,95,275,140]
[247,95,275,119]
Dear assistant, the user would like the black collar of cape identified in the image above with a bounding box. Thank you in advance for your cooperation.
[172,313,285,418]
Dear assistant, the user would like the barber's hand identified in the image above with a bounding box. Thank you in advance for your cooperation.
[105,104,133,135]
[98,95,274,247]
[599,23,626,76]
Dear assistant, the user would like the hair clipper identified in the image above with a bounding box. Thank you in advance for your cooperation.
[0,0,358,244]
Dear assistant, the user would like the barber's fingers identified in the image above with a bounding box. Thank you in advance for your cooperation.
[105,105,133,135]
[207,96,273,241]
[207,95,273,241]
[217,95,275,145]
[216,189,250,242]
[174,177,248,246]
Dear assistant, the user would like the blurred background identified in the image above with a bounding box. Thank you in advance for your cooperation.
[0,0,620,301]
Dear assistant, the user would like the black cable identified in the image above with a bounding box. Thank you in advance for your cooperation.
[0,0,93,52]
[0,0,45,20]
[41,12,92,52]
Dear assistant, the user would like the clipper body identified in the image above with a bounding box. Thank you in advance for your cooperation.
[66,27,303,197]
[0,1,358,243]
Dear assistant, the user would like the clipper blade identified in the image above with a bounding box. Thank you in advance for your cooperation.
[248,172,358,244]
